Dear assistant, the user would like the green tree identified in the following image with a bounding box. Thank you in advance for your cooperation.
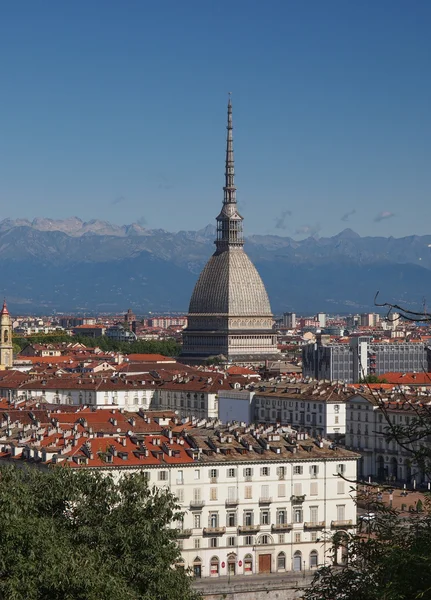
[305,499,431,600]
[359,375,388,384]
[0,465,199,600]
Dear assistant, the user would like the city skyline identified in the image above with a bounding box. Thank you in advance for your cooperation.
[1,1,430,238]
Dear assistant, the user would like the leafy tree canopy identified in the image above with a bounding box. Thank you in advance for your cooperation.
[13,334,180,357]
[0,465,199,600]
[305,494,431,600]
[359,375,388,384]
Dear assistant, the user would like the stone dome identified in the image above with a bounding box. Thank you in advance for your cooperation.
[189,247,272,316]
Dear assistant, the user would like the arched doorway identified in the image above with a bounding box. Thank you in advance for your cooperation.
[277,551,286,571]
[210,556,219,577]
[244,553,253,575]
[227,553,236,577]
[293,550,302,572]
[309,550,319,569]
[193,557,202,579]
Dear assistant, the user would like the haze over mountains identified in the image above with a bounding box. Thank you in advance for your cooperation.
[1,217,430,315]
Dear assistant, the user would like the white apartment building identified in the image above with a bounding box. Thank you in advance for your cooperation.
[345,391,431,484]
[218,382,351,438]
[0,411,358,579]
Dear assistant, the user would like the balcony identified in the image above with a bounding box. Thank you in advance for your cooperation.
[225,498,239,507]
[238,524,260,534]
[210,477,218,483]
[331,520,354,529]
[259,496,273,505]
[189,500,205,510]
[177,529,192,538]
[245,475,253,482]
[304,521,325,530]
[271,523,293,532]
[291,494,306,503]
[203,526,226,536]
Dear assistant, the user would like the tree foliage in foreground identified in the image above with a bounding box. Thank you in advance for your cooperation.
[305,496,431,600]
[0,466,199,600]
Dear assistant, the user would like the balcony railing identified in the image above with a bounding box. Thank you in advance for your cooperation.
[259,496,273,505]
[271,523,293,532]
[177,529,192,538]
[238,524,260,534]
[203,526,226,536]
[331,520,354,529]
[291,494,306,503]
[189,500,205,509]
[304,521,325,530]
[245,475,253,482]
[225,498,239,507]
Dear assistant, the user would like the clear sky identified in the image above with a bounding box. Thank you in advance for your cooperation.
[1,0,430,238]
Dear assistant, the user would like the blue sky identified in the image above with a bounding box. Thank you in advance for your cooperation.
[0,0,430,238]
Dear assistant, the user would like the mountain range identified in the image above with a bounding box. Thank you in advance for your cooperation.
[1,217,430,315]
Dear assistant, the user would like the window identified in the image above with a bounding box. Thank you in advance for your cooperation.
[245,486,252,500]
[259,535,270,545]
[227,536,236,547]
[209,513,218,528]
[335,416,339,424]
[244,511,254,526]
[210,487,218,501]
[277,552,286,570]
[337,481,345,495]
[210,538,218,548]
[260,484,270,500]
[193,488,201,502]
[278,483,286,497]
[193,514,201,529]
[334,405,340,413]
[260,466,270,476]
[244,467,253,478]
[210,556,219,576]
[227,512,236,527]
[278,534,285,544]
[294,465,303,475]
[337,505,346,522]
[194,538,200,549]
[177,470,184,484]
[244,535,253,546]
[210,469,218,480]
[310,482,318,496]
[158,471,168,481]
[294,532,301,543]
[177,539,183,550]
[293,483,302,496]
[261,510,270,525]
[277,509,286,524]
[309,506,318,524]
[194,469,200,480]
[227,486,236,501]
[227,468,236,478]
[310,465,319,477]
[337,464,346,475]
[294,508,303,523]
[177,489,184,503]
[277,466,286,479]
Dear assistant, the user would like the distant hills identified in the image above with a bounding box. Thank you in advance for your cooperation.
[1,217,430,315]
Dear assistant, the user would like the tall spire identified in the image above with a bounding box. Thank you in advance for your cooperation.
[224,92,236,204]
[215,94,244,252]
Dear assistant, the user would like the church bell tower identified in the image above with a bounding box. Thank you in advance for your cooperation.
[0,300,13,369]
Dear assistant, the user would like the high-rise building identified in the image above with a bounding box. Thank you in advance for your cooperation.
[181,98,279,365]
[282,312,296,328]
[302,336,430,383]
[0,300,13,369]
[316,313,327,328]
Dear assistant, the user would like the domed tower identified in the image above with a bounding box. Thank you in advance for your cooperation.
[0,300,13,369]
[181,97,280,365]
